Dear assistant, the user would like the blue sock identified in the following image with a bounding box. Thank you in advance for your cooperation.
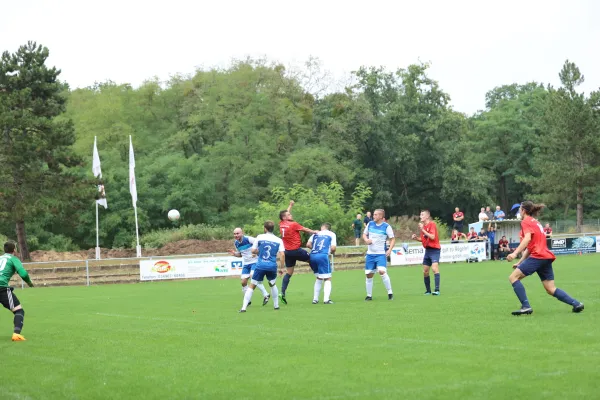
[512,281,531,308]
[434,273,440,292]
[553,288,579,306]
[282,274,291,295]
[424,276,431,292]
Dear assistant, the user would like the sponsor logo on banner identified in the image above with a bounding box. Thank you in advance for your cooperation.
[548,236,596,255]
[152,261,173,274]
[140,256,241,281]
[391,242,485,266]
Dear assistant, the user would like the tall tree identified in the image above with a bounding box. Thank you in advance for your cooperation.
[0,42,84,259]
[524,61,600,231]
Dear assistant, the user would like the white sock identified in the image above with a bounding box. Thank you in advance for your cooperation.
[324,280,332,302]
[242,285,247,294]
[366,277,373,297]
[381,273,392,294]
[313,279,323,301]
[257,282,269,297]
[241,287,254,310]
[271,285,280,308]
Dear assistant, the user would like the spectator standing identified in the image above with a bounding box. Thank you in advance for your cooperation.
[487,225,497,259]
[478,207,488,222]
[494,206,505,221]
[485,206,494,222]
[363,211,372,228]
[351,214,363,246]
[452,207,464,232]
[544,224,553,238]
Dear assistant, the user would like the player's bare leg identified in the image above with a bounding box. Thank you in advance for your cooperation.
[423,265,432,294]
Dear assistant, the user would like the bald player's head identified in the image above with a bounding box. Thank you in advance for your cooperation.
[233,227,243,241]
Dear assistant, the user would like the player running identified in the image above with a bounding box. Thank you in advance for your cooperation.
[412,210,442,295]
[228,228,270,307]
[363,209,395,300]
[507,201,584,316]
[239,221,284,313]
[279,200,318,304]
[0,242,34,341]
[307,223,337,304]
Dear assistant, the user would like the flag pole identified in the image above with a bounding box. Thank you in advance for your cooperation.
[95,201,100,260]
[134,204,141,257]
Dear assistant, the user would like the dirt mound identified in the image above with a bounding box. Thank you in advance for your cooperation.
[28,239,233,262]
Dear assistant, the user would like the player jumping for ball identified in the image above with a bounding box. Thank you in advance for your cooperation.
[0,242,34,341]
[412,210,441,295]
[229,228,270,307]
[363,209,395,300]
[506,201,584,316]
[279,201,318,304]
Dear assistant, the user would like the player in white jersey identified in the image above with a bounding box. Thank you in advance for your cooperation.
[239,221,284,313]
[307,223,337,304]
[363,209,396,300]
[229,228,270,306]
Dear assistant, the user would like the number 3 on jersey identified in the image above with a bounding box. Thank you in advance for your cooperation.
[262,245,271,260]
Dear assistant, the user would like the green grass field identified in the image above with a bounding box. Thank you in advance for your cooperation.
[1,254,599,400]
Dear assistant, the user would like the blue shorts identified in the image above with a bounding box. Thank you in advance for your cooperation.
[365,254,387,272]
[241,263,257,278]
[251,268,277,283]
[423,248,441,267]
[284,248,310,268]
[518,257,555,281]
[310,253,331,278]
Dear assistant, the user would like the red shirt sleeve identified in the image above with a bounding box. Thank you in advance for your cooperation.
[290,221,305,232]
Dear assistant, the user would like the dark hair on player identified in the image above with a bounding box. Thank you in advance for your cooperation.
[521,201,545,217]
[264,221,275,232]
[321,223,331,230]
[4,242,16,253]
[279,210,288,221]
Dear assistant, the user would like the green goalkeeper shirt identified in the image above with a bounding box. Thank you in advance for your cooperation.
[0,253,32,287]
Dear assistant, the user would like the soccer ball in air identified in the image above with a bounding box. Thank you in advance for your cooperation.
[168,209,180,221]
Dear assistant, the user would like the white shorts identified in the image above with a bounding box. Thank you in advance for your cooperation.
[365,266,387,274]
[317,273,332,279]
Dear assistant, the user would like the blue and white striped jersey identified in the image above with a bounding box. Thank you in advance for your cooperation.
[234,236,256,266]
[364,221,394,254]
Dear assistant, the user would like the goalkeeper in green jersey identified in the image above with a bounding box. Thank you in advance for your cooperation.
[0,242,34,341]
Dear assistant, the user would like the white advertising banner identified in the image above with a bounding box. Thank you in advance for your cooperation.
[390,242,486,266]
[140,256,243,281]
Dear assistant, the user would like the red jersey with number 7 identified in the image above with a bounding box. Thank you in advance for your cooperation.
[279,220,305,250]
[520,216,556,260]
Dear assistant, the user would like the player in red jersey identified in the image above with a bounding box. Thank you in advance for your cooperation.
[506,201,584,315]
[278,201,318,304]
[411,210,442,295]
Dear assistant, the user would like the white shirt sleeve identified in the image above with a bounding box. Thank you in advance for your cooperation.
[251,236,259,250]
[386,225,395,238]
[331,233,337,247]
[248,236,255,244]
[278,239,285,253]
[307,234,314,246]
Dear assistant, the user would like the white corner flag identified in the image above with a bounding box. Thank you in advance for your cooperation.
[92,137,107,209]
[129,136,141,257]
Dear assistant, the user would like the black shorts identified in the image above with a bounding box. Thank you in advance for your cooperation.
[284,249,310,268]
[453,223,463,232]
[0,287,20,310]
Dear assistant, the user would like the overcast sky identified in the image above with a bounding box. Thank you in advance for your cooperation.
[2,0,599,114]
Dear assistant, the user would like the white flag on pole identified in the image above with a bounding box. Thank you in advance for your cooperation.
[92,136,107,209]
[129,136,138,207]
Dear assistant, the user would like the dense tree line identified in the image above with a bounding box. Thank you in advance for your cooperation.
[1,43,599,257]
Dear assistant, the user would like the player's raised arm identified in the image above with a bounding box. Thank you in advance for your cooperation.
[287,200,294,213]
